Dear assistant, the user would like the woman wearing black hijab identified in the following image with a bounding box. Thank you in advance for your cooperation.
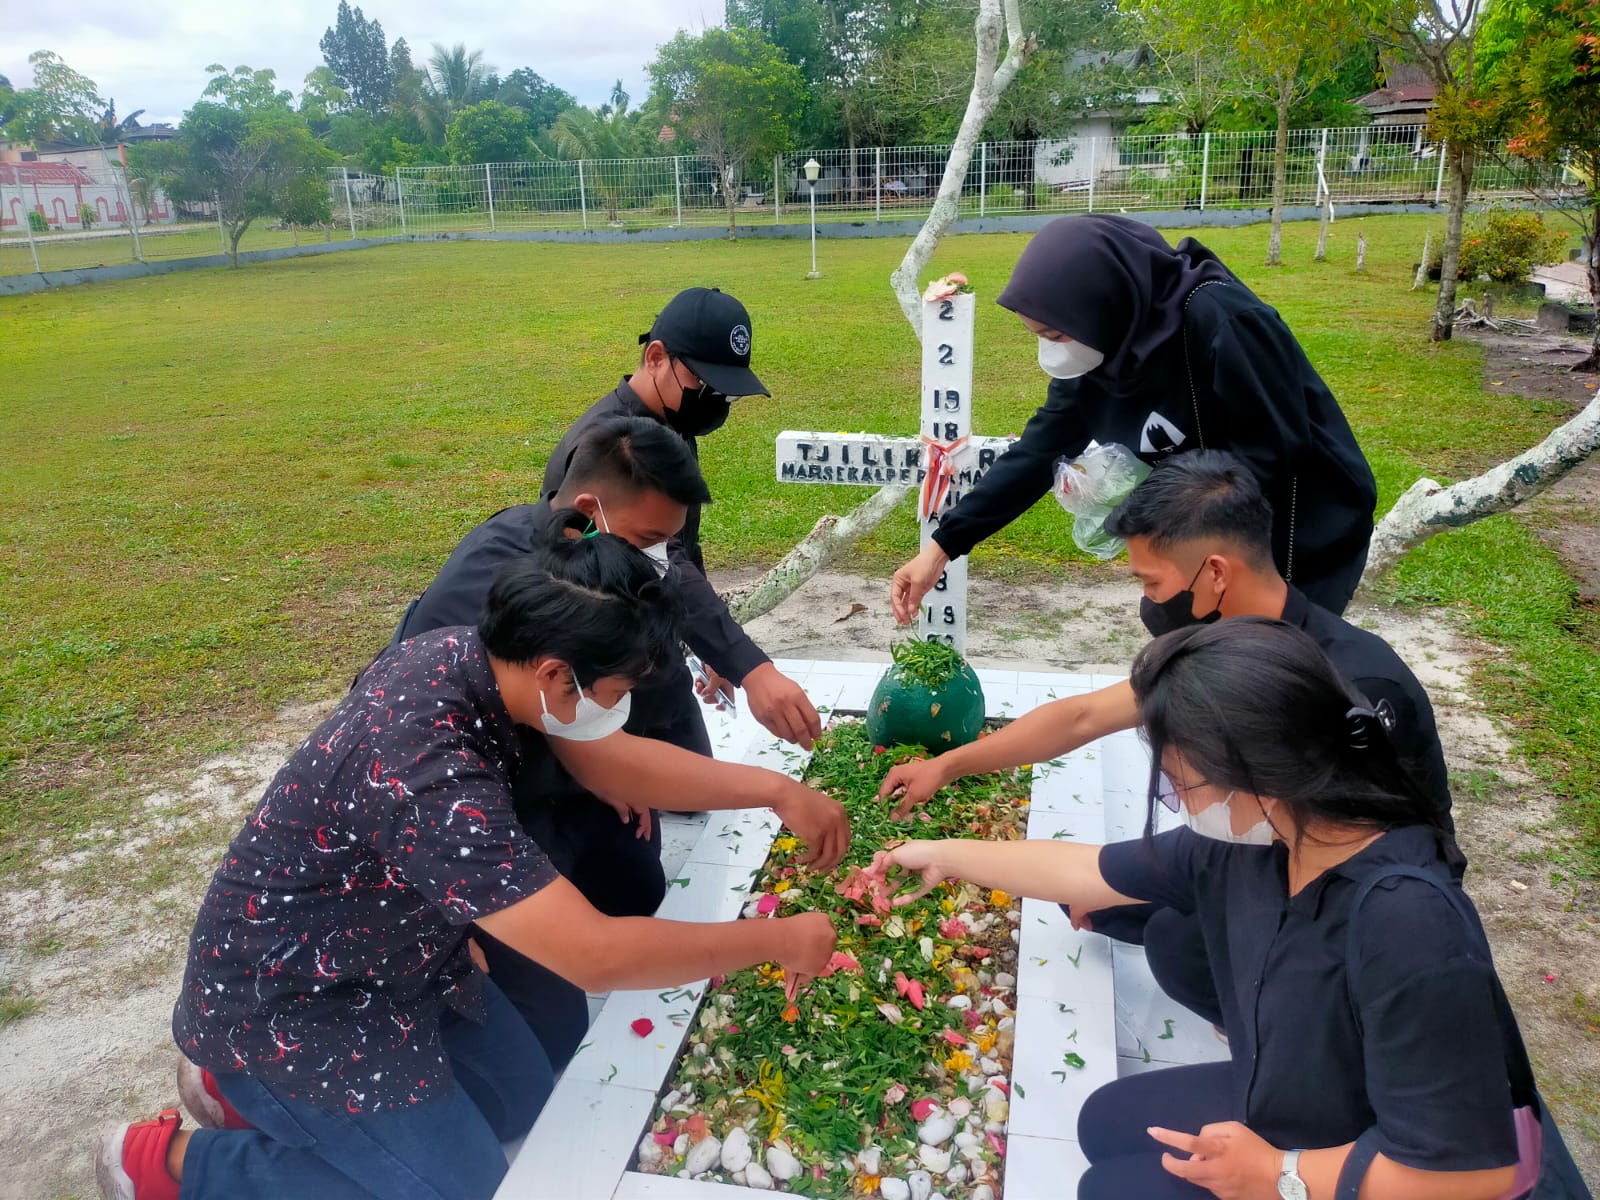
[891,215,1378,618]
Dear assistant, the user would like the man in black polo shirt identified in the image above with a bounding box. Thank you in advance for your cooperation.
[879,450,1451,1025]
[396,416,848,925]
[542,285,821,752]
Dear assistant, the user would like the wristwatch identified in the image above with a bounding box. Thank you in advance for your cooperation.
[1277,1149,1309,1200]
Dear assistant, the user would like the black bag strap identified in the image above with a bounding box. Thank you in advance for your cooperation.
[1336,862,1542,1198]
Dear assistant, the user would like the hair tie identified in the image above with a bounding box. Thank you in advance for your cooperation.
[1345,706,1381,750]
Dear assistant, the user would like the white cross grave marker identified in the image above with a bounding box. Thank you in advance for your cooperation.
[774,290,1013,654]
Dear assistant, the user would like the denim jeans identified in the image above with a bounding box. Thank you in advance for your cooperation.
[179,978,568,1200]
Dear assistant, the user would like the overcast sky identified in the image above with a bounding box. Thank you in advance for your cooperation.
[2,1,724,125]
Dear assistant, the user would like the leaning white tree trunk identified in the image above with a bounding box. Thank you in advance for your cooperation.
[1358,386,1600,590]
[726,483,913,624]
[889,0,1035,338]
[726,0,1034,621]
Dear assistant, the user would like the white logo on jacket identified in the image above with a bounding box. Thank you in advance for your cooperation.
[1139,412,1187,456]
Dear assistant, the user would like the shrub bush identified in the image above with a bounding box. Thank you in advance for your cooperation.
[79,205,97,230]
[27,210,47,233]
[1428,210,1570,284]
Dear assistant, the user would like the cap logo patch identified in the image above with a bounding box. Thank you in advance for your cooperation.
[729,324,751,357]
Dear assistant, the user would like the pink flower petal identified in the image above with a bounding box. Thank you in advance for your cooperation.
[941,1028,967,1046]
[756,894,781,915]
[939,917,969,940]
[631,1018,655,1038]
[856,914,882,928]
[725,1024,740,1034]
[910,1098,938,1122]
[824,951,861,976]
[987,1131,1006,1157]
[906,980,926,1010]
[963,1009,984,1030]
[988,1079,1010,1096]
[653,1130,677,1146]
[894,971,911,998]
[781,1045,797,1054]
[884,1082,907,1106]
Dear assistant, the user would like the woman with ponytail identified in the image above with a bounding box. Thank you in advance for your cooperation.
[872,618,1559,1200]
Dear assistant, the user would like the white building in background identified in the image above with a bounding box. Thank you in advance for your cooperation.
[1,132,179,231]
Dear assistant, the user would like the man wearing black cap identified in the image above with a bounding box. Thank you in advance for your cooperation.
[542,286,822,755]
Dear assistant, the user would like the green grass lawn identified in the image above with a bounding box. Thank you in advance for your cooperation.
[2,214,1598,882]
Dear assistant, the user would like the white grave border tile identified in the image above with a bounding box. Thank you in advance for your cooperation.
[496,664,1114,1200]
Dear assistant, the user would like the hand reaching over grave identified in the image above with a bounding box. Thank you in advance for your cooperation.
[770,780,850,872]
[772,910,838,999]
[741,662,822,748]
[879,755,956,819]
[890,541,950,624]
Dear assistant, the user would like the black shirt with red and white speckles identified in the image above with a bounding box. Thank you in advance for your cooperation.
[172,626,556,1113]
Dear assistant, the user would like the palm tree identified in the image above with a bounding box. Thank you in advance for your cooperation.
[550,82,655,222]
[415,43,492,144]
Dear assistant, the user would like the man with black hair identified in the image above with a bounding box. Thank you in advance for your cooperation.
[542,286,821,751]
[102,532,838,1200]
[395,417,849,1050]
[880,449,1450,1028]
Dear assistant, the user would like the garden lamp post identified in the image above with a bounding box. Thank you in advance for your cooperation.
[804,157,821,280]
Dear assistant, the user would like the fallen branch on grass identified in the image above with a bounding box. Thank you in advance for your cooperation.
[1358,386,1600,589]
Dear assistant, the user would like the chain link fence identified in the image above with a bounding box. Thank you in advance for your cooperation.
[2,125,1579,278]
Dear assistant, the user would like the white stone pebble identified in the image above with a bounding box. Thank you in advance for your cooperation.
[637,1134,664,1170]
[673,1134,688,1156]
[993,971,1016,988]
[908,1169,934,1200]
[856,1145,883,1175]
[880,1179,911,1200]
[972,1186,996,1200]
[684,1136,721,1175]
[946,994,971,1009]
[954,1131,981,1151]
[721,1126,752,1172]
[765,1140,802,1182]
[918,1145,952,1174]
[947,1163,969,1185]
[744,1161,774,1189]
[918,1110,957,1147]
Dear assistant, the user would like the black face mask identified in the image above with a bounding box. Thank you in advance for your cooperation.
[1139,561,1224,638]
[666,372,731,438]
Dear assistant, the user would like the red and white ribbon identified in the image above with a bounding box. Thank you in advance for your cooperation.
[919,434,969,521]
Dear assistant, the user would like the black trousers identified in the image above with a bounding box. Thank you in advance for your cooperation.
[1077,1063,1236,1199]
[1064,903,1223,1029]
[481,685,714,1052]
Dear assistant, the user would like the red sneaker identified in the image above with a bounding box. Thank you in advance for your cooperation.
[94,1109,182,1200]
[177,1059,254,1130]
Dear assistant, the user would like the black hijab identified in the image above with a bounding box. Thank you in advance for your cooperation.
[996,215,1237,391]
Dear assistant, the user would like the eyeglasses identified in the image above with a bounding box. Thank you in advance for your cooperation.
[1151,771,1214,813]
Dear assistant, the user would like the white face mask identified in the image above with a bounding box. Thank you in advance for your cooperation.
[641,540,670,578]
[1182,790,1276,846]
[1038,336,1105,380]
[539,670,632,741]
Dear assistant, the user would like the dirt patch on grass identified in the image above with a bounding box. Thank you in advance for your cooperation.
[1,569,1596,1196]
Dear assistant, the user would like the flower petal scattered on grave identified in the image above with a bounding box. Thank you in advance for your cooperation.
[631,1017,655,1038]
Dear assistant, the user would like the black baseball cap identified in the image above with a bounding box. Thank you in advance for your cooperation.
[640,287,770,397]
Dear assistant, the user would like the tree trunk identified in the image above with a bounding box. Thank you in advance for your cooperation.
[1266,80,1290,267]
[889,0,1033,335]
[724,159,738,239]
[1432,142,1477,342]
[1358,386,1600,590]
[726,484,913,624]
[228,222,249,269]
[1583,200,1600,371]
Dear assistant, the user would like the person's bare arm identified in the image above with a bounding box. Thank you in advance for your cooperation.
[873,839,1142,917]
[552,732,849,871]
[477,876,836,995]
[879,682,1138,817]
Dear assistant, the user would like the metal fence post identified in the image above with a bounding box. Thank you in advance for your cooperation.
[577,160,589,231]
[485,162,496,232]
[979,141,988,217]
[17,186,41,272]
[674,156,683,227]
[1086,138,1097,213]
[1199,132,1211,210]
[395,173,407,233]
[774,155,781,224]
[342,167,357,239]
[875,146,883,222]
[1434,140,1447,205]
[215,191,226,254]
